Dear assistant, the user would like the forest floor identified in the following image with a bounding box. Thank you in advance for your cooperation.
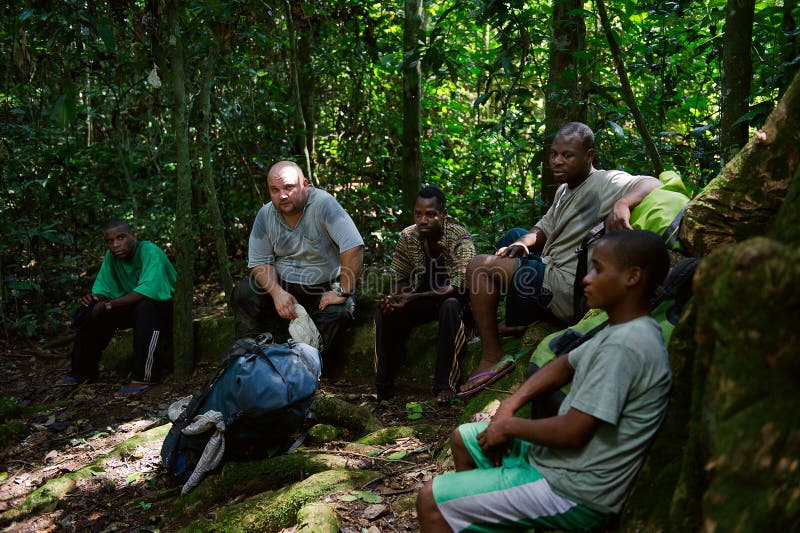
[0,334,463,532]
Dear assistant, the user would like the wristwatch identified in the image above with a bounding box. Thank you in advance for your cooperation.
[334,286,352,298]
[105,301,113,312]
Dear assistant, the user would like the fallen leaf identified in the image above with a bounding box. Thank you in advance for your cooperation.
[362,503,387,520]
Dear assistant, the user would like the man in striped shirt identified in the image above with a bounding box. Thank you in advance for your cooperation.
[374,186,476,405]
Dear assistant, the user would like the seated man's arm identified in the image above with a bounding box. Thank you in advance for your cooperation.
[605,176,662,232]
[89,290,146,317]
[496,226,548,258]
[319,245,364,310]
[386,283,456,311]
[478,355,600,461]
[251,263,298,319]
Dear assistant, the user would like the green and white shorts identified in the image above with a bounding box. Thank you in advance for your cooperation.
[432,422,612,532]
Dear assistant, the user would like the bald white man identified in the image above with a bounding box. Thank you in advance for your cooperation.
[232,161,364,360]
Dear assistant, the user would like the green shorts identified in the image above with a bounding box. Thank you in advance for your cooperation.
[432,422,611,532]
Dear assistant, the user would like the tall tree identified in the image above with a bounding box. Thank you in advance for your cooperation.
[402,0,422,224]
[198,41,234,309]
[595,0,664,175]
[720,0,755,165]
[167,1,194,378]
[286,0,313,183]
[541,0,586,204]
[780,0,799,97]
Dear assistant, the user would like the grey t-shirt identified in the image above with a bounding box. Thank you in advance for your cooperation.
[529,315,672,513]
[535,169,645,322]
[247,187,364,285]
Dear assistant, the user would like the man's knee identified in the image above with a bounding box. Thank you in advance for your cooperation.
[467,254,516,287]
[416,480,436,516]
[438,297,462,320]
[232,277,257,310]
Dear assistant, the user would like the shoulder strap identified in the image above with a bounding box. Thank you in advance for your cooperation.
[572,222,606,322]
[549,319,610,355]
[662,203,688,249]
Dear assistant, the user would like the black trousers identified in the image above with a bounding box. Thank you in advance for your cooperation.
[231,277,353,354]
[374,296,468,395]
[70,298,173,382]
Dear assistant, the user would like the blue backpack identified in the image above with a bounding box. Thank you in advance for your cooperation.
[161,335,321,484]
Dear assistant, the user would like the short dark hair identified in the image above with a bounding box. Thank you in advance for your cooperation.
[600,230,670,299]
[555,122,595,151]
[103,219,131,233]
[417,185,446,212]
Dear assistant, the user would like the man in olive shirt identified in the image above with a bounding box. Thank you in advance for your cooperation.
[57,219,176,393]
[460,122,661,397]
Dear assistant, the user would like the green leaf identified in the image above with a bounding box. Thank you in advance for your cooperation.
[126,472,142,484]
[360,491,383,503]
[387,450,408,460]
[337,493,359,502]
[405,401,423,412]
[138,501,153,510]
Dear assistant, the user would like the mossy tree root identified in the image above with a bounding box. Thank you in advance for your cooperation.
[180,469,380,532]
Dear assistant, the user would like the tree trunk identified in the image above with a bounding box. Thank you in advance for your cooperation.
[541,0,586,205]
[286,0,313,184]
[595,0,664,175]
[780,0,799,97]
[199,53,234,309]
[167,1,195,379]
[295,4,317,181]
[680,70,800,257]
[719,0,755,165]
[401,0,422,226]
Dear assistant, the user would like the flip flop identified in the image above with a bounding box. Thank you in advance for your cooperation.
[115,382,151,397]
[456,359,516,399]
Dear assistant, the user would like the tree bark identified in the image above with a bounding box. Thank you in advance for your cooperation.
[167,1,195,379]
[681,70,800,257]
[285,0,313,185]
[780,0,799,97]
[401,0,422,226]
[541,0,586,205]
[199,51,234,309]
[720,0,755,165]
[595,0,664,175]
[295,2,317,181]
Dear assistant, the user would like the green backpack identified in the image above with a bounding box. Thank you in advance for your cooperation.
[534,257,699,371]
[571,171,691,322]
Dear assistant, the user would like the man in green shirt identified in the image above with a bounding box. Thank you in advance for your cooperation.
[57,219,176,394]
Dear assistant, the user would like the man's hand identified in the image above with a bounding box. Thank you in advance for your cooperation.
[496,242,530,258]
[476,418,513,466]
[605,199,634,232]
[273,289,299,319]
[379,292,413,313]
[319,290,346,310]
[80,294,101,308]
[606,176,661,232]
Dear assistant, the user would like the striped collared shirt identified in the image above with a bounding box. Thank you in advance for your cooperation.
[390,219,475,291]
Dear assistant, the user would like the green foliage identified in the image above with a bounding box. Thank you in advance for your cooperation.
[0,0,795,341]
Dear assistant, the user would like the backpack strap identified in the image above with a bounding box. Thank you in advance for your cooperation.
[662,203,688,249]
[549,319,610,355]
[572,222,606,322]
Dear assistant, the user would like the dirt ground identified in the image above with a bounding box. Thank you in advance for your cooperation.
[0,337,462,532]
